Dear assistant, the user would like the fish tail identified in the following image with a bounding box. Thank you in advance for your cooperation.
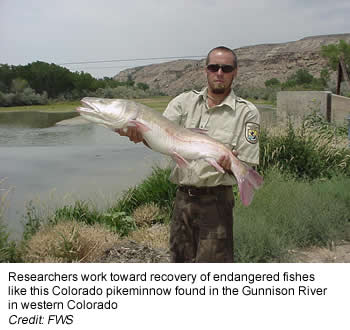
[234,164,263,206]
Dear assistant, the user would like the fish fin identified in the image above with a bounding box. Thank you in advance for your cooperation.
[171,151,190,168]
[206,158,225,173]
[128,120,151,133]
[234,164,263,206]
[237,177,255,206]
[247,167,264,189]
[188,128,208,135]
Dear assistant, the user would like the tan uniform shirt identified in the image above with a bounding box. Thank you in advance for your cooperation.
[163,87,260,187]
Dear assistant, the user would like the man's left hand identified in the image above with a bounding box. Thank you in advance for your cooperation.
[218,150,238,171]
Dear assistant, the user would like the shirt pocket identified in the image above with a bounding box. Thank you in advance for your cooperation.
[210,127,235,147]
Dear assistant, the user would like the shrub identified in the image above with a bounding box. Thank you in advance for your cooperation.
[236,86,279,103]
[259,119,350,179]
[0,89,48,106]
[132,203,163,228]
[128,224,170,251]
[21,220,119,263]
[265,78,281,87]
[136,82,150,91]
[101,211,136,237]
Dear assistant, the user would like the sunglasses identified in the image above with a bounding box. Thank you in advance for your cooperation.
[206,64,235,73]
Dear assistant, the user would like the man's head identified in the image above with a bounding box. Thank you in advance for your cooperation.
[205,46,238,95]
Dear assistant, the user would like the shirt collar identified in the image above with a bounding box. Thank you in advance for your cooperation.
[197,87,236,110]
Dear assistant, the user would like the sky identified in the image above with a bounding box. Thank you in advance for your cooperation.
[1,0,349,78]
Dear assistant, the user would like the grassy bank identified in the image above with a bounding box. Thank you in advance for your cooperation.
[0,101,80,113]
[135,96,173,112]
[0,96,173,113]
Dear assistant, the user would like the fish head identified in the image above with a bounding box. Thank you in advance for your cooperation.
[77,97,138,129]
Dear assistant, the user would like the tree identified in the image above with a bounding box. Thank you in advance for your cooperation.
[321,39,350,72]
[292,69,314,85]
[10,78,29,93]
[136,82,149,91]
[0,64,16,92]
[73,71,96,92]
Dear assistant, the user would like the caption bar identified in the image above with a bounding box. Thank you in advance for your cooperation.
[6,269,328,326]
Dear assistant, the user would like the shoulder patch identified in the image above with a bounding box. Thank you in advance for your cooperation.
[245,122,260,144]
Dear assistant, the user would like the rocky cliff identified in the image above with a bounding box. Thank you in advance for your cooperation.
[114,34,350,96]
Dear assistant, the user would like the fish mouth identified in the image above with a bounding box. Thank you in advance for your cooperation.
[80,98,97,111]
[77,98,99,114]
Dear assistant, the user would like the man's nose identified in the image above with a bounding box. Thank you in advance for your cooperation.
[216,68,225,76]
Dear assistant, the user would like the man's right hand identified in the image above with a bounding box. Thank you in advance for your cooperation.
[115,127,143,143]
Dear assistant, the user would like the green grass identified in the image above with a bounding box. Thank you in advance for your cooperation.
[134,96,173,112]
[234,170,350,262]
[0,181,18,262]
[259,120,350,179]
[246,98,275,105]
[0,96,173,113]
[109,166,177,217]
[0,101,80,113]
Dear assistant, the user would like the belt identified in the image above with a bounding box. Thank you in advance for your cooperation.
[178,185,232,197]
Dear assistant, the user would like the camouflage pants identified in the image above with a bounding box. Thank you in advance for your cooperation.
[170,186,234,263]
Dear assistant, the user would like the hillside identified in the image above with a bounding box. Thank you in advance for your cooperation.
[114,33,350,96]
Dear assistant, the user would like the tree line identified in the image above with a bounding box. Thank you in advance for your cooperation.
[0,61,153,107]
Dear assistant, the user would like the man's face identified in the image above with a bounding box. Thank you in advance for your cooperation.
[206,50,237,95]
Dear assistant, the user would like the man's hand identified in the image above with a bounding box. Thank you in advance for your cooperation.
[115,127,143,144]
[218,150,238,172]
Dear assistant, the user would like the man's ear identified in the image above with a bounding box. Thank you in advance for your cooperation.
[233,68,238,79]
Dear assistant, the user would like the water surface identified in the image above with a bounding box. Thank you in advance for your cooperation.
[0,111,163,239]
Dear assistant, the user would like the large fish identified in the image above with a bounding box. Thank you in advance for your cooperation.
[77,97,263,206]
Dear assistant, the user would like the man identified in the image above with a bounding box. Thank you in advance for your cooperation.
[117,46,260,263]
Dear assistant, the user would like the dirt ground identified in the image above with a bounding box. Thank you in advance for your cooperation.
[98,239,350,263]
[99,239,171,263]
[287,241,350,263]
